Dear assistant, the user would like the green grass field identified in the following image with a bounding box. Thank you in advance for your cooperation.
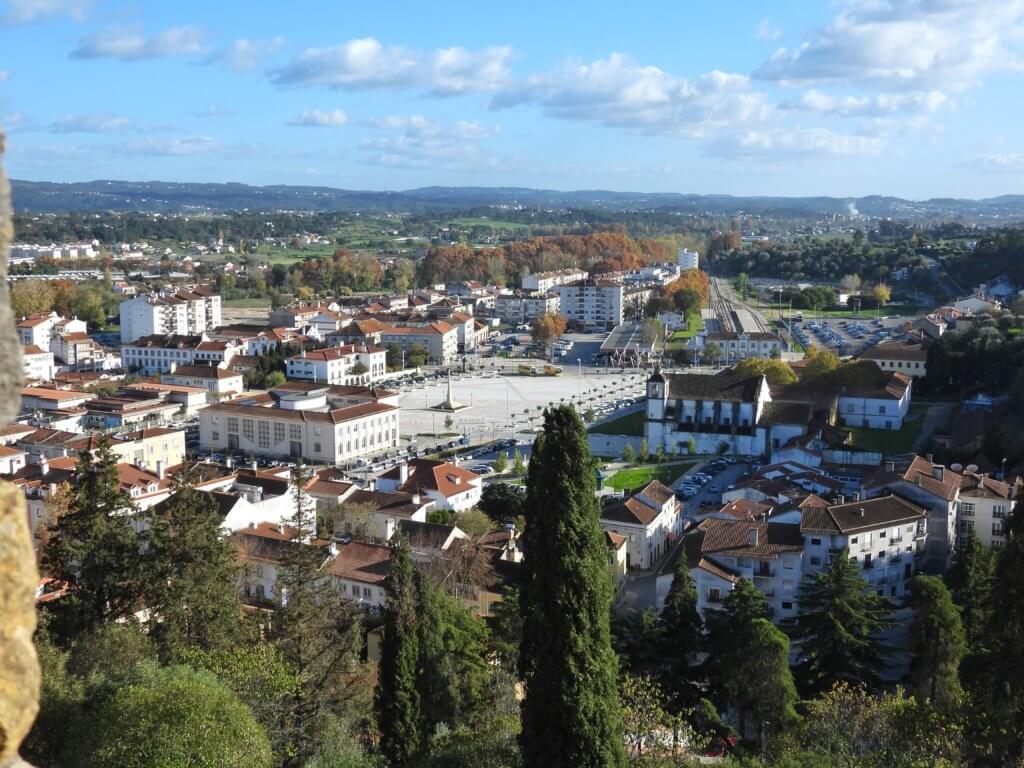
[448,217,528,231]
[844,403,929,454]
[606,461,694,492]
[589,410,646,436]
[222,297,272,308]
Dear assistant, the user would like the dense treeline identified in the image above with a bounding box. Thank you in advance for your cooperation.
[946,229,1024,287]
[418,231,676,287]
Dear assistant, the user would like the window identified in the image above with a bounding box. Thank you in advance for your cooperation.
[289,424,302,440]
[273,423,285,443]
[227,417,238,433]
[994,505,1008,518]
[961,503,975,516]
[878,405,886,414]
[811,537,821,546]
[314,442,322,454]
[211,431,219,441]
[993,522,1005,537]
[708,588,722,601]
[850,536,859,544]
[810,556,821,566]
[258,421,270,448]
[242,420,254,441]
[782,601,793,610]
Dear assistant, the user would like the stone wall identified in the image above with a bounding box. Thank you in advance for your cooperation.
[0,129,40,768]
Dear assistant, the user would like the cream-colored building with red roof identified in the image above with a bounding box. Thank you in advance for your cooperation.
[600,479,682,570]
[377,458,482,512]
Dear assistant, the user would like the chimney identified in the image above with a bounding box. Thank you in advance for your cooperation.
[915,474,922,486]
[225,456,233,469]
[38,455,48,477]
[926,453,934,463]
[858,507,866,517]
[932,465,944,481]
[851,491,861,502]
[168,362,177,374]
[398,462,410,484]
[836,494,845,505]
[328,539,339,556]
[156,460,165,479]
[885,460,895,473]
[748,527,759,547]
[251,459,258,472]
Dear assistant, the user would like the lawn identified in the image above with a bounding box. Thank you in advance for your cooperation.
[606,461,694,492]
[665,311,703,351]
[589,410,646,436]
[844,404,929,454]
[222,297,272,308]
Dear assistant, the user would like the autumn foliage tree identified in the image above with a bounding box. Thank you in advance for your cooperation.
[531,313,568,345]
[664,269,710,306]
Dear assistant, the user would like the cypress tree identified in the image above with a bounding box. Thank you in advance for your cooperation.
[945,528,993,646]
[273,461,361,767]
[142,468,244,660]
[42,437,142,639]
[703,578,767,701]
[724,618,798,743]
[793,549,894,696]
[908,575,965,711]
[519,405,626,768]
[376,542,421,767]
[658,554,703,711]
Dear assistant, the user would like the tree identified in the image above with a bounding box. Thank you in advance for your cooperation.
[519,406,626,768]
[873,283,892,305]
[702,341,723,365]
[725,619,799,742]
[377,542,422,767]
[512,448,526,476]
[908,576,965,711]
[658,556,703,711]
[454,507,496,537]
[41,438,143,639]
[620,674,668,758]
[386,343,403,370]
[11,277,55,316]
[641,317,662,345]
[793,550,894,695]
[531,313,568,347]
[672,288,702,317]
[704,579,768,699]
[478,482,525,522]
[840,273,863,293]
[264,370,286,388]
[494,451,508,474]
[85,664,272,768]
[802,346,841,383]
[945,529,993,646]
[623,442,636,464]
[489,586,523,673]
[273,462,362,766]
[736,272,750,299]
[351,361,369,376]
[407,343,430,368]
[732,357,798,385]
[686,438,697,456]
[654,442,666,464]
[639,438,650,464]
[142,470,244,660]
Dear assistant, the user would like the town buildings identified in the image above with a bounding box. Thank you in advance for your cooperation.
[285,345,387,386]
[858,339,929,378]
[521,268,588,293]
[599,480,682,569]
[118,288,221,343]
[558,278,624,332]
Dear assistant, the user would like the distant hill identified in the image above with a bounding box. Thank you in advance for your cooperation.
[11,179,1024,218]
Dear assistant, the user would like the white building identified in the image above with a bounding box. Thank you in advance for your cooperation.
[286,345,387,386]
[379,322,459,365]
[199,389,400,465]
[600,480,683,570]
[677,248,700,271]
[377,459,483,512]
[700,331,787,361]
[121,334,205,374]
[558,278,624,332]
[119,287,221,344]
[837,373,912,430]
[521,268,588,293]
[162,362,244,396]
[957,470,1020,551]
[22,345,55,382]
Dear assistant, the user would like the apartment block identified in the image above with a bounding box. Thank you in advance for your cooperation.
[557,279,624,331]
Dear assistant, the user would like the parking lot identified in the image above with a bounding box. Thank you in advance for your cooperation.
[787,315,906,357]
[673,458,757,511]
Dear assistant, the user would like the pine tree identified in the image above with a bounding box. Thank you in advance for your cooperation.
[945,528,993,646]
[793,549,894,695]
[658,554,703,711]
[908,575,965,711]
[376,542,422,767]
[724,618,798,743]
[513,448,526,476]
[519,405,626,768]
[41,438,143,639]
[273,461,361,767]
[703,579,767,699]
[142,468,244,660]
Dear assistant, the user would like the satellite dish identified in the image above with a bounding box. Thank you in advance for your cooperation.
[966,464,979,473]
[950,463,963,472]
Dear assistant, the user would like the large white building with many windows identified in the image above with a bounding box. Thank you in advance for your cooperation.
[958,470,1020,551]
[119,287,221,343]
[285,345,387,386]
[557,278,624,331]
[198,388,399,465]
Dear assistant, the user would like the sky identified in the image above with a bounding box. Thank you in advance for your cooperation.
[2,0,1024,198]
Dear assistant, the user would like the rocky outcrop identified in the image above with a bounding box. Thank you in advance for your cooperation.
[0,130,40,768]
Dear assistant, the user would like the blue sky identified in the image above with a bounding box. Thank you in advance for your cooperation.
[2,0,1023,198]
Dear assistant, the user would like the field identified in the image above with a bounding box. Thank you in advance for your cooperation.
[589,410,646,436]
[447,217,529,232]
[222,297,272,308]
[665,312,704,350]
[844,404,929,453]
[605,461,694,491]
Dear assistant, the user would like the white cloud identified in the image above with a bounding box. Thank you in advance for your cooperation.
[705,126,886,159]
[192,105,235,118]
[124,135,221,156]
[966,152,1024,172]
[206,37,283,72]
[755,18,782,41]
[0,69,9,82]
[754,0,1024,92]
[270,37,512,94]
[50,111,131,133]
[1,112,34,131]
[72,25,206,61]
[288,108,349,127]
[491,54,771,137]
[782,88,948,116]
[3,0,89,24]
[360,115,502,169]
